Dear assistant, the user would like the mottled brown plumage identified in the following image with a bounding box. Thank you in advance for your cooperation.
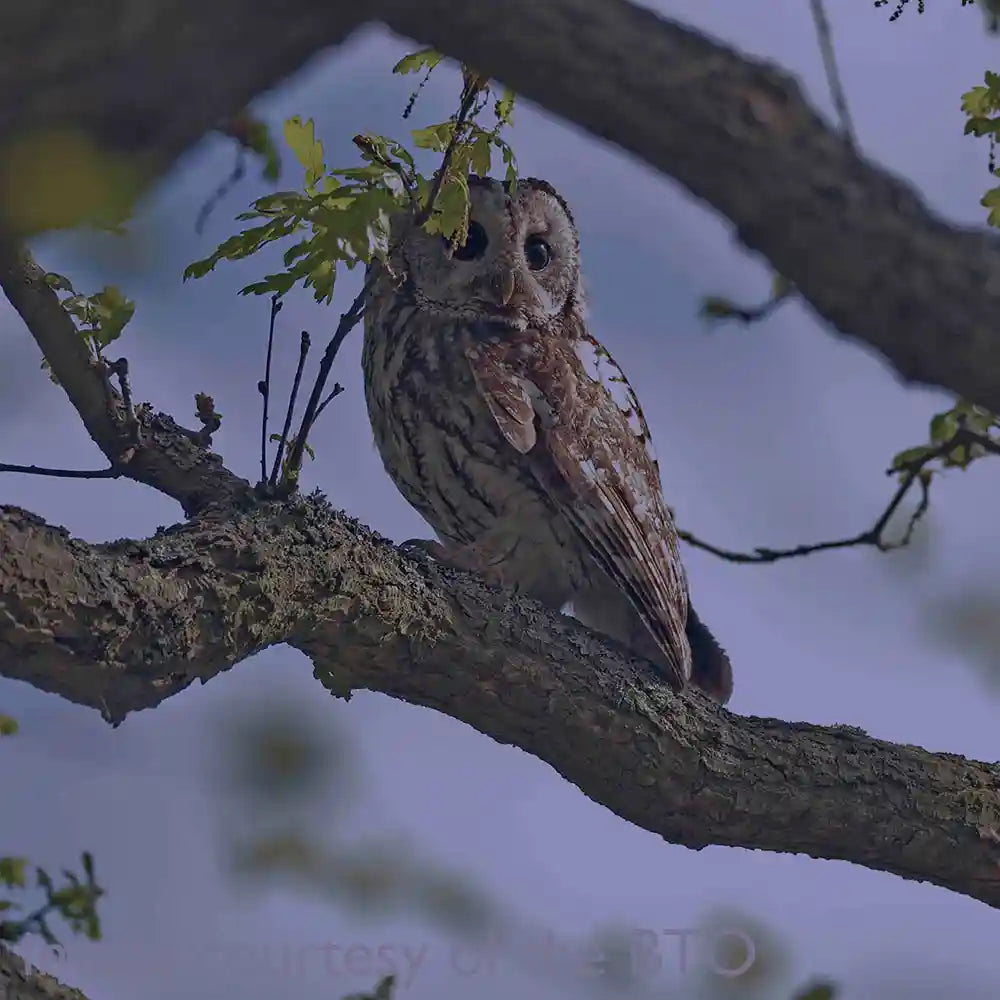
[361,176,733,703]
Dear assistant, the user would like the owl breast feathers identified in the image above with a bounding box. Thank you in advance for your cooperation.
[362,175,733,704]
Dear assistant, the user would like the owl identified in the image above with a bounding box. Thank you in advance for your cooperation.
[361,176,733,704]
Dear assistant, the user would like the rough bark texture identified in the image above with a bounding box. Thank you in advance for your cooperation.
[4,0,1000,414]
[3,498,1000,912]
[0,947,83,1000]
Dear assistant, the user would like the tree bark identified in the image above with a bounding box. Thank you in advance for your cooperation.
[3,0,1000,413]
[0,946,86,1000]
[3,497,1000,911]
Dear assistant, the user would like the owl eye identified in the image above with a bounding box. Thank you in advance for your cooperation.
[451,221,489,261]
[524,235,551,271]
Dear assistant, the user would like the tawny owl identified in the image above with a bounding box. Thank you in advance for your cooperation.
[361,176,733,703]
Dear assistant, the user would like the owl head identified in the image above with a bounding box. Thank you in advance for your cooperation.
[387,176,582,330]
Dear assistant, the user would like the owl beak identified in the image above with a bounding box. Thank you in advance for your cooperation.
[489,268,517,307]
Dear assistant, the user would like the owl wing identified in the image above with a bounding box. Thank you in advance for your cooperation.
[465,327,691,689]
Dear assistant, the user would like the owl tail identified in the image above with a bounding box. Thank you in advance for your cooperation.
[685,605,734,705]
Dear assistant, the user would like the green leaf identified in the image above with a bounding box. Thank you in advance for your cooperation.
[423,172,470,244]
[239,271,298,297]
[891,445,933,471]
[91,286,135,347]
[699,296,739,320]
[0,858,27,888]
[283,116,325,187]
[392,48,443,75]
[964,116,1000,138]
[929,409,958,443]
[962,85,996,118]
[43,272,75,293]
[469,132,492,176]
[242,117,282,182]
[982,184,1000,227]
[0,715,18,737]
[411,122,454,152]
[494,87,516,126]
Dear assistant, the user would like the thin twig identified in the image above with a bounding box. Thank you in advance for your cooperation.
[259,295,281,485]
[809,0,857,151]
[678,430,978,565]
[269,330,311,488]
[313,383,346,422]
[195,146,247,235]
[282,286,370,487]
[0,462,120,479]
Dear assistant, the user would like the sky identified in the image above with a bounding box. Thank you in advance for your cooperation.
[3,1,1000,998]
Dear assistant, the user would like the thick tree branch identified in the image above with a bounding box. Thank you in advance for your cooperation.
[2,499,999,911]
[0,945,89,1000]
[5,1,1000,414]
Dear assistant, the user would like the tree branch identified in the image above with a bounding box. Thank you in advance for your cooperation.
[0,945,91,1000]
[677,431,944,564]
[0,239,254,517]
[1,499,999,911]
[5,0,1000,413]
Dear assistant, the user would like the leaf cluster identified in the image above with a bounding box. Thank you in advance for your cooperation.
[961,71,1000,223]
[183,48,518,306]
[0,720,104,950]
[39,272,135,382]
[0,853,104,949]
[889,398,1000,476]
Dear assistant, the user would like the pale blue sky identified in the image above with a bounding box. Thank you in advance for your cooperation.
[3,2,1000,998]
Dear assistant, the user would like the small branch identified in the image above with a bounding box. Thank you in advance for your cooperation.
[192,392,222,445]
[269,330,311,488]
[702,286,794,326]
[678,431,965,565]
[414,76,484,227]
[195,146,247,235]
[809,0,857,152]
[281,278,372,488]
[0,462,120,479]
[105,357,138,459]
[259,295,282,485]
[313,383,346,422]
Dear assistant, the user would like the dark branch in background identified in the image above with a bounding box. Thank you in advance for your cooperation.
[258,295,282,486]
[0,463,120,479]
[677,427,998,564]
[9,0,1000,411]
[269,330,311,488]
[700,283,795,326]
[195,146,246,235]
[809,0,857,151]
